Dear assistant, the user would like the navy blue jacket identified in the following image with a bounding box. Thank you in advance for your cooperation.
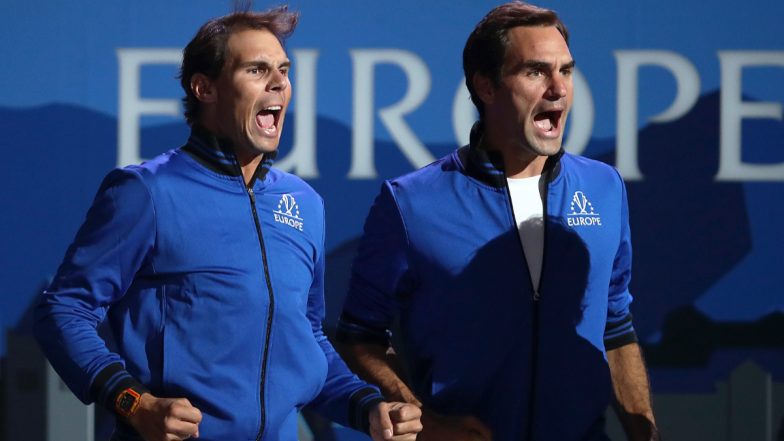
[338,128,637,440]
[34,128,382,440]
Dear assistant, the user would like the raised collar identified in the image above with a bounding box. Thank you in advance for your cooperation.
[461,121,563,188]
[182,125,277,185]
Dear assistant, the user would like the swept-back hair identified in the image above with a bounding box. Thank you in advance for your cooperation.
[463,1,568,118]
[179,5,299,125]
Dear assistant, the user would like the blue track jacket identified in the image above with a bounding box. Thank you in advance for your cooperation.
[338,125,638,440]
[34,127,382,440]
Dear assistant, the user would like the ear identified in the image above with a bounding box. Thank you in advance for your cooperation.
[472,72,496,105]
[191,73,217,103]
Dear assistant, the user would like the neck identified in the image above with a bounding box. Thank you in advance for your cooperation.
[504,153,547,179]
[482,129,547,179]
[237,151,263,187]
[198,119,263,187]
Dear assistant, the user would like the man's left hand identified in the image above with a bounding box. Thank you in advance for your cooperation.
[368,401,423,441]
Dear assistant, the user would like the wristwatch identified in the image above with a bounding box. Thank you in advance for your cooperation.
[115,386,143,417]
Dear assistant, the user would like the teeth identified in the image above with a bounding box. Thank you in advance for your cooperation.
[263,105,282,111]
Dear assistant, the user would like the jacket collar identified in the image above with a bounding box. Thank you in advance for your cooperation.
[461,121,563,188]
[182,124,277,185]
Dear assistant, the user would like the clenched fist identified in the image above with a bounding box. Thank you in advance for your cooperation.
[369,401,423,441]
[127,393,203,441]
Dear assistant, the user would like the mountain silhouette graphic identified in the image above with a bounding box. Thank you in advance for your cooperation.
[596,90,755,340]
[1,90,777,373]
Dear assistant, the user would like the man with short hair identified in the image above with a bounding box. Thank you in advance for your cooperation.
[33,7,421,441]
[337,2,659,440]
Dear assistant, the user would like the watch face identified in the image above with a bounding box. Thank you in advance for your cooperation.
[115,388,141,417]
[118,393,135,410]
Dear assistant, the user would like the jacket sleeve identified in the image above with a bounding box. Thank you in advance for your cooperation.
[604,173,638,350]
[33,168,154,408]
[306,197,384,432]
[336,181,414,346]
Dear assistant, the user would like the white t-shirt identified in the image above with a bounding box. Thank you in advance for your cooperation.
[507,175,544,291]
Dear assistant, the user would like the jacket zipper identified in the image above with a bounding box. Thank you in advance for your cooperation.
[530,177,549,441]
[247,187,276,441]
[503,174,549,441]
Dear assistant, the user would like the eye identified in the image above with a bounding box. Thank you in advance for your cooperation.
[560,67,573,76]
[527,69,544,78]
[247,66,267,75]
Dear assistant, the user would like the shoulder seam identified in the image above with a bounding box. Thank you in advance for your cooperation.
[121,168,159,275]
[383,181,419,286]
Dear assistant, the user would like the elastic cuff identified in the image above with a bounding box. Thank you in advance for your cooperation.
[604,313,637,350]
[89,363,149,413]
[605,330,638,350]
[336,314,390,347]
[348,387,385,433]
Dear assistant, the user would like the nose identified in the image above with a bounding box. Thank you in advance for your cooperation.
[546,74,569,101]
[268,69,288,93]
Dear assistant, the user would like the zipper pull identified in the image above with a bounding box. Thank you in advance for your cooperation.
[533,290,541,302]
[247,187,256,204]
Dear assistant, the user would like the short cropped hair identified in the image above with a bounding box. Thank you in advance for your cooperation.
[463,1,568,118]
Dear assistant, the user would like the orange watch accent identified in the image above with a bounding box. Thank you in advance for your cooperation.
[115,387,142,417]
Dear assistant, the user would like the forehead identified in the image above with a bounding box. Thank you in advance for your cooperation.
[225,28,287,64]
[504,25,571,62]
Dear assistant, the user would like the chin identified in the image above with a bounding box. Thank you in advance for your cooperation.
[247,134,280,154]
[523,137,559,156]
[527,143,561,157]
[542,145,563,156]
[253,143,279,154]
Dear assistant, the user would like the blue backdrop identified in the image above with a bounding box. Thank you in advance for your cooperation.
[1,0,782,402]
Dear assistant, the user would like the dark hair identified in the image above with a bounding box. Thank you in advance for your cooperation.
[179,5,299,125]
[463,1,568,118]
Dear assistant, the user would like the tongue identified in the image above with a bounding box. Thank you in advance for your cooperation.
[534,114,553,131]
[257,112,275,129]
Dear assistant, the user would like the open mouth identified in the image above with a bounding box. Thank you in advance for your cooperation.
[533,110,563,133]
[256,105,282,134]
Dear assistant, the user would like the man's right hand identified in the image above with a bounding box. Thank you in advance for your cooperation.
[419,410,492,441]
[127,393,203,441]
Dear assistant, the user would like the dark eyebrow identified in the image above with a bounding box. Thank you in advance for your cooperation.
[520,60,552,71]
[511,59,576,73]
[237,59,291,70]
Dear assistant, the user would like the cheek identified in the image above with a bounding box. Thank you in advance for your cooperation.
[512,94,535,117]
[236,98,257,122]
[510,84,534,104]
